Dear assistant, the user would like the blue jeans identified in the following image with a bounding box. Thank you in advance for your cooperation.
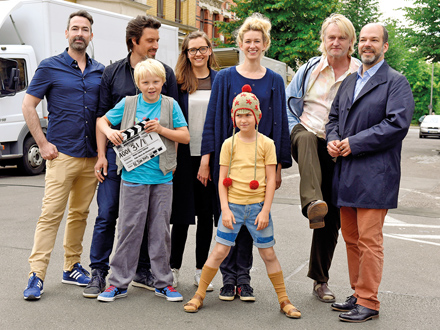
[216,202,275,249]
[89,147,120,272]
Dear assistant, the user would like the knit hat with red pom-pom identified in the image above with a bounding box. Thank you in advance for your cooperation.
[223,84,261,190]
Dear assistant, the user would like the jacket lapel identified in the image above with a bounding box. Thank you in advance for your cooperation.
[343,73,357,106]
[353,61,389,106]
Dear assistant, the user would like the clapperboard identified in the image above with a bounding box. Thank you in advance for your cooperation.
[113,120,166,172]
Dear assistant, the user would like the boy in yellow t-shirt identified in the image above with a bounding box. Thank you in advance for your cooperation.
[183,85,301,319]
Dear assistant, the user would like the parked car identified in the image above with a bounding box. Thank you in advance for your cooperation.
[419,115,440,138]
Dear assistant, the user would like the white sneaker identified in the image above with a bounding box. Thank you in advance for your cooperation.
[194,269,214,292]
[171,268,179,288]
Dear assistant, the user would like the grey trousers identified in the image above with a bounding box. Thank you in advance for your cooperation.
[108,180,173,289]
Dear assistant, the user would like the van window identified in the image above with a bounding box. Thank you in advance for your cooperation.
[0,57,28,97]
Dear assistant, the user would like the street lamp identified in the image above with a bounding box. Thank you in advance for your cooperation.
[429,62,434,115]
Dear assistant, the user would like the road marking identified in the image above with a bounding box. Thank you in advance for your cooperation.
[390,234,440,239]
[400,187,440,200]
[384,234,440,247]
[285,260,308,281]
[384,223,440,229]
[384,215,440,228]
[385,215,405,224]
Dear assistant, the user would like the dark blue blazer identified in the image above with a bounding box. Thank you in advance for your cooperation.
[326,61,414,209]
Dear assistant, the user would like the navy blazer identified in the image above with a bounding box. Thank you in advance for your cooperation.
[326,61,414,209]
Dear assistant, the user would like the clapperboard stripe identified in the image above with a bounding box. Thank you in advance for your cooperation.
[121,120,148,140]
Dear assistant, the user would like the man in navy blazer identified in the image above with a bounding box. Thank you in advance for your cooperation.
[326,23,414,323]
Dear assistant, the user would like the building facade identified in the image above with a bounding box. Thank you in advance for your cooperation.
[196,0,235,43]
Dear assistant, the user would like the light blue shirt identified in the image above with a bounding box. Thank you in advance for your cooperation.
[353,59,384,103]
[106,94,187,184]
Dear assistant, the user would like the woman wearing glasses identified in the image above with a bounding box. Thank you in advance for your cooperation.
[199,13,292,302]
[170,31,219,290]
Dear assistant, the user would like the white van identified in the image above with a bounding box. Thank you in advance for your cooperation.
[0,0,178,174]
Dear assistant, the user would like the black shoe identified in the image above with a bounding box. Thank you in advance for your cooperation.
[339,305,379,323]
[237,284,255,302]
[83,269,107,298]
[219,284,235,301]
[331,295,357,311]
[132,268,155,291]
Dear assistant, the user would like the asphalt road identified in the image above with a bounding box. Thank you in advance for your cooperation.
[1,127,439,329]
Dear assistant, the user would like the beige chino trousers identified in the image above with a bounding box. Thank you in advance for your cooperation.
[28,152,98,280]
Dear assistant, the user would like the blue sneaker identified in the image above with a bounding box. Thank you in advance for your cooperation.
[155,286,183,302]
[24,273,44,300]
[62,263,90,286]
[97,285,128,302]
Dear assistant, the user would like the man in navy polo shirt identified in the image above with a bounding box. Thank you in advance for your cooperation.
[22,10,104,301]
[83,15,178,298]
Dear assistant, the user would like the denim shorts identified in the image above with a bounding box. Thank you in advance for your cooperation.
[215,202,275,248]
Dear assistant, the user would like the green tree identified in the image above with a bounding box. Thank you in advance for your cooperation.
[384,19,439,122]
[404,59,440,121]
[339,0,382,38]
[383,19,411,73]
[403,0,440,63]
[215,0,339,70]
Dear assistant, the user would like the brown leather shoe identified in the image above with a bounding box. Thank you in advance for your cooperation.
[307,200,327,229]
[313,281,335,303]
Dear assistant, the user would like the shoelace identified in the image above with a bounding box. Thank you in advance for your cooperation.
[104,285,117,292]
[29,274,41,288]
[240,284,253,294]
[74,263,90,276]
[166,286,177,292]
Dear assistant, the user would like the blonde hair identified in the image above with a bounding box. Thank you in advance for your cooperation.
[134,58,166,87]
[319,13,356,57]
[236,13,271,51]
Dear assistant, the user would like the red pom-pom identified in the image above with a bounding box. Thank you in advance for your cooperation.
[223,177,233,187]
[242,84,252,93]
[249,180,259,190]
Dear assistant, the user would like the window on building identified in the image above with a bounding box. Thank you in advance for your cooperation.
[203,9,209,34]
[157,0,164,18]
[213,13,219,38]
[199,9,204,31]
[175,0,181,23]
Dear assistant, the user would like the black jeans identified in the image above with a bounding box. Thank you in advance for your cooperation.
[170,216,214,269]
[219,225,253,286]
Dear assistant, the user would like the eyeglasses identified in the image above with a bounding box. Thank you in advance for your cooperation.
[187,46,209,56]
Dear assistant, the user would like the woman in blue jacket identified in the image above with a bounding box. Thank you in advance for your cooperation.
[170,31,219,290]
[200,13,292,301]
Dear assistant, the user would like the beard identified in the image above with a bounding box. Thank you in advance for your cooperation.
[70,36,88,52]
[360,47,384,66]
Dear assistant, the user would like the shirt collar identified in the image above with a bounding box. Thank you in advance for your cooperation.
[357,59,384,79]
[124,52,132,68]
[63,48,93,67]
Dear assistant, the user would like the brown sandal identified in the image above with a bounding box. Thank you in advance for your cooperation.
[280,300,301,319]
[313,281,336,303]
[183,294,204,313]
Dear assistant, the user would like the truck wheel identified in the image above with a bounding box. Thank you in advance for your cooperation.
[17,136,46,175]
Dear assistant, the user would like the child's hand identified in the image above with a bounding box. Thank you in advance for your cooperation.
[222,208,236,230]
[144,119,163,135]
[255,210,270,231]
[107,129,124,146]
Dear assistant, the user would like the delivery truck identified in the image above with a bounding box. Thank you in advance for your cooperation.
[0,0,179,174]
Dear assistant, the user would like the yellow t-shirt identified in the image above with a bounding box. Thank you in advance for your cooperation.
[219,133,277,205]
